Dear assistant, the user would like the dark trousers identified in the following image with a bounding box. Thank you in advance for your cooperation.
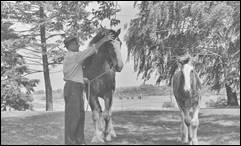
[64,81,85,145]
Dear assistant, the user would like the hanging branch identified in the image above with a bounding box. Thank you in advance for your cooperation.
[46,33,65,40]
[21,55,42,60]
[21,47,42,54]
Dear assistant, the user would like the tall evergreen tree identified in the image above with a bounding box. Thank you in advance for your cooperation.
[1,1,121,111]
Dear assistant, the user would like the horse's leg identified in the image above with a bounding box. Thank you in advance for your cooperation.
[184,109,193,145]
[191,106,199,145]
[180,111,188,143]
[89,96,104,143]
[103,91,116,141]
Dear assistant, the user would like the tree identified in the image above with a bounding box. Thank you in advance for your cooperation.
[125,1,201,84]
[196,1,240,106]
[1,21,39,111]
[1,1,121,111]
[125,1,240,106]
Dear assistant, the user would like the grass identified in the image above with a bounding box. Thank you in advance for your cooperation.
[1,108,240,145]
[3,85,239,144]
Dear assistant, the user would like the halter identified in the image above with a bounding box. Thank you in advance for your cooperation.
[85,66,114,111]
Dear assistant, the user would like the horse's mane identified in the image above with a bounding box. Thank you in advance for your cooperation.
[83,29,117,69]
[83,32,103,69]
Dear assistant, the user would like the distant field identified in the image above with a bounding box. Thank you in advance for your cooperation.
[31,85,239,112]
[34,84,227,98]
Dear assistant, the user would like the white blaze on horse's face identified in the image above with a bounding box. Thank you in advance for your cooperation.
[113,41,123,72]
[182,63,194,92]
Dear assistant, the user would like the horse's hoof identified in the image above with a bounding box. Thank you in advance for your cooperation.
[181,136,188,144]
[110,131,117,138]
[106,135,112,141]
[192,139,198,145]
[91,136,105,143]
[188,141,193,145]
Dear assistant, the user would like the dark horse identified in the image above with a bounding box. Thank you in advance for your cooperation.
[172,56,201,145]
[83,28,123,143]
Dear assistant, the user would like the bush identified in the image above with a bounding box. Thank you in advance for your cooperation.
[1,21,39,111]
[162,101,176,108]
[1,81,34,111]
[34,90,45,95]
[205,96,228,108]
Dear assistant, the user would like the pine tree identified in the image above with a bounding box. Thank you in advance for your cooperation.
[1,1,121,111]
[1,22,39,111]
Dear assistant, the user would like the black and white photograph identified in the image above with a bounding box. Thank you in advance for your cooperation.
[1,1,240,145]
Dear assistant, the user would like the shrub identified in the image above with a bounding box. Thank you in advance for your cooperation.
[162,101,176,108]
[1,82,34,111]
[205,96,228,108]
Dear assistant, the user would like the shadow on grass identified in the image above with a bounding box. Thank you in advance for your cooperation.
[1,109,240,145]
[1,112,65,145]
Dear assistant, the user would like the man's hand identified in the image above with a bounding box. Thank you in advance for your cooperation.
[83,78,89,84]
[94,33,115,51]
[111,40,121,49]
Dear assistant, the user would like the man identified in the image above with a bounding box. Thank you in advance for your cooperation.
[63,33,114,145]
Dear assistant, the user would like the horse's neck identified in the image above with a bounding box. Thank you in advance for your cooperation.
[85,53,109,78]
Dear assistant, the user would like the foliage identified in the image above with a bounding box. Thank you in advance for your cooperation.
[1,1,121,69]
[1,1,121,110]
[125,1,200,83]
[196,2,240,93]
[125,1,240,94]
[1,22,39,111]
[2,1,121,67]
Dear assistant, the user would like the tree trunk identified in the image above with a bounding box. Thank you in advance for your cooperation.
[225,84,239,106]
[40,6,53,111]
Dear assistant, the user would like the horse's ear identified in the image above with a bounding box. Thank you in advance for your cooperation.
[176,60,183,70]
[116,29,121,36]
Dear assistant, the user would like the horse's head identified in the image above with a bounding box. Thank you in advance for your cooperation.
[176,54,201,92]
[91,28,123,72]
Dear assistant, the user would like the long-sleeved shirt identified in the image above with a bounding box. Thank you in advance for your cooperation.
[63,46,97,83]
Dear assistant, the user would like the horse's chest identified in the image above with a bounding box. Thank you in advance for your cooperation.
[90,76,115,96]
[175,91,200,110]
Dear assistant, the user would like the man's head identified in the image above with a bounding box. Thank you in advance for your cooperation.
[64,36,79,52]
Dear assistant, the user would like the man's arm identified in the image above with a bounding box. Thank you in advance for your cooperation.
[76,44,97,64]
[76,34,114,64]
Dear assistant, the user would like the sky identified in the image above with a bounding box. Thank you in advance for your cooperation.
[21,1,158,91]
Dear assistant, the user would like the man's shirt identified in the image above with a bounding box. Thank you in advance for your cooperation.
[63,46,96,83]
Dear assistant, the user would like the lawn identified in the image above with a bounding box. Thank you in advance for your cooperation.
[2,85,240,145]
[1,108,240,145]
